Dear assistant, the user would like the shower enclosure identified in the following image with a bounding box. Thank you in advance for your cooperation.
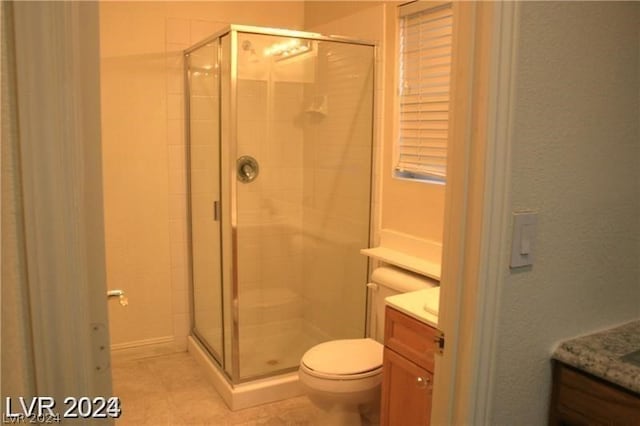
[185,25,375,387]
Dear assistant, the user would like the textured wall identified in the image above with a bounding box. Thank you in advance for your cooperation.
[491,2,640,424]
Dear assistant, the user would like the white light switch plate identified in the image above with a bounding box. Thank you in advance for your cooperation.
[510,211,538,268]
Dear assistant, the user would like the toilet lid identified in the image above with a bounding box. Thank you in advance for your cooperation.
[301,338,383,376]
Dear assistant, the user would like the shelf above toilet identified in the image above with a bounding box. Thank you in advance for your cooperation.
[360,247,440,280]
[360,230,441,280]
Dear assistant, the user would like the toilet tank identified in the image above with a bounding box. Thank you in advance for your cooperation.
[367,266,438,343]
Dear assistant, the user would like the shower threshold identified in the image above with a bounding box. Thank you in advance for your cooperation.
[187,336,304,410]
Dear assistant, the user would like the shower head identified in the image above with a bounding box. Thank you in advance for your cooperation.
[241,40,260,63]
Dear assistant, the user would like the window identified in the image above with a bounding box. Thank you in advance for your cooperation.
[395,1,453,183]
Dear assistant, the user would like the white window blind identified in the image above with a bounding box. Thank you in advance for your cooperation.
[396,2,452,182]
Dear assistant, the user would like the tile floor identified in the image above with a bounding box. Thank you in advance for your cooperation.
[111,351,323,425]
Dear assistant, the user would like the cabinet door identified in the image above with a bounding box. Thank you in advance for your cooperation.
[381,347,433,426]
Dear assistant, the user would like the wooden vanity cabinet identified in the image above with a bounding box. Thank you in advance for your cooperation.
[381,306,439,426]
[549,361,640,425]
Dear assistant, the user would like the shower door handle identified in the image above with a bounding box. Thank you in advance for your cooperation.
[213,201,220,221]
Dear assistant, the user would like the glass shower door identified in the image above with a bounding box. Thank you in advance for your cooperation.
[187,40,224,363]
[233,31,374,380]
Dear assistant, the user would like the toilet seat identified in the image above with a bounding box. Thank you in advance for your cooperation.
[300,362,382,381]
[301,338,383,380]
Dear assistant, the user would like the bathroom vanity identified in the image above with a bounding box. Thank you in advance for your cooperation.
[549,320,640,424]
[381,287,440,426]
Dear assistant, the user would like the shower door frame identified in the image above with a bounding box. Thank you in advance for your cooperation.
[184,33,226,368]
[185,25,377,385]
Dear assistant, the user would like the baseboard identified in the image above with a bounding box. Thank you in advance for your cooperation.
[110,336,186,362]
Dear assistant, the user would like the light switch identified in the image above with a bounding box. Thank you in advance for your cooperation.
[510,211,538,268]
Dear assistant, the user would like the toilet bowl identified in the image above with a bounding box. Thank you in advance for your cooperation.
[298,266,438,425]
[299,338,383,426]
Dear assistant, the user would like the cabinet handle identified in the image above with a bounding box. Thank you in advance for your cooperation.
[416,376,430,389]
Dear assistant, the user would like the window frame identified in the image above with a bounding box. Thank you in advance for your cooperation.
[392,0,453,185]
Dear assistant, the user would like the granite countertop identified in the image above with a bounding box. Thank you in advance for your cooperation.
[552,320,640,394]
[385,286,439,328]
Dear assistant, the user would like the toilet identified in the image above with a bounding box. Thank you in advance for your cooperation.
[298,266,438,425]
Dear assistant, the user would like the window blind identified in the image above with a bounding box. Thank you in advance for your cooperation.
[396,2,452,182]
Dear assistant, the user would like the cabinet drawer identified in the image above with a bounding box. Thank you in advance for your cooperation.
[384,306,439,372]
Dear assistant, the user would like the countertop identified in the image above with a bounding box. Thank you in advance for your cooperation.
[385,286,439,328]
[552,320,640,394]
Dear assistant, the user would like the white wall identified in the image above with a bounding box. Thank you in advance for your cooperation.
[490,2,640,424]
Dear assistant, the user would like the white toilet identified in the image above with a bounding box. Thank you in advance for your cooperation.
[298,266,438,425]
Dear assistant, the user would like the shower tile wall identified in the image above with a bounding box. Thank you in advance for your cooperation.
[233,33,376,377]
[303,3,385,243]
[303,3,386,338]
[100,1,304,354]
[166,18,226,350]
[101,3,176,350]
[236,48,309,376]
[301,42,374,344]
[102,1,381,365]
[234,32,377,375]
[163,5,305,356]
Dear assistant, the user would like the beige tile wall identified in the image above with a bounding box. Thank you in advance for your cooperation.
[306,2,446,245]
[100,2,304,351]
[300,40,375,341]
[302,3,384,341]
[165,18,225,351]
[101,2,175,348]
[188,43,224,354]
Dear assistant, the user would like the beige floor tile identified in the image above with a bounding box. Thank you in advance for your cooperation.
[113,352,322,426]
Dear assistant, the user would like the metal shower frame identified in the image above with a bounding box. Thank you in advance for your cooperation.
[184,24,377,385]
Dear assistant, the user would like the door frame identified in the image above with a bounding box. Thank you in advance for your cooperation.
[433,1,519,424]
[10,0,521,423]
